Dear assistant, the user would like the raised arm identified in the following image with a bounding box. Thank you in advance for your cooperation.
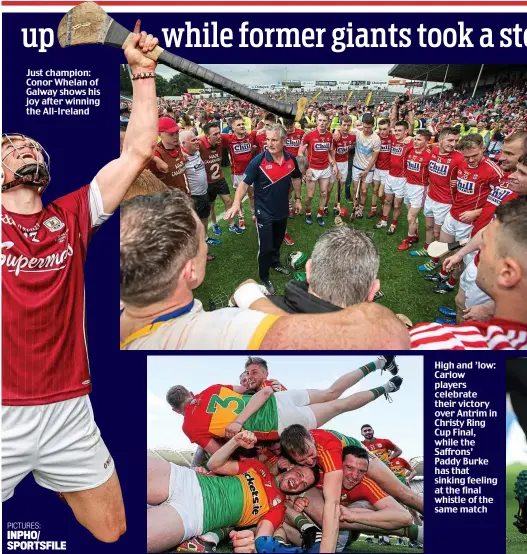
[207,431,257,474]
[224,386,274,438]
[95,22,159,212]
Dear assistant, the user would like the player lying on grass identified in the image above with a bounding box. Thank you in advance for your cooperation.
[279,445,421,552]
[147,431,319,553]
[279,426,423,553]
[166,357,401,454]
[120,189,410,350]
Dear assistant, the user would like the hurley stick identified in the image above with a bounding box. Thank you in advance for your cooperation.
[57,2,308,121]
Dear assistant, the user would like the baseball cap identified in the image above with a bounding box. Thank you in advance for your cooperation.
[159,116,180,133]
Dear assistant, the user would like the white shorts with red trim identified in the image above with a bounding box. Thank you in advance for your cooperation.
[404,183,427,209]
[384,175,407,199]
[373,167,389,185]
[2,396,114,501]
[423,196,451,225]
[460,259,492,308]
[441,212,473,241]
[309,166,332,181]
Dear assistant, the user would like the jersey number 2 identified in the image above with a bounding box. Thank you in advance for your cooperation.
[210,163,221,181]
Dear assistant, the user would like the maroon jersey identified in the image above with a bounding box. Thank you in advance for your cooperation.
[284,129,305,157]
[334,133,356,163]
[301,129,333,170]
[388,136,413,178]
[428,147,464,205]
[2,184,102,405]
[450,157,503,222]
[198,137,225,184]
[221,133,254,176]
[406,148,431,186]
[149,143,189,194]
[376,135,392,170]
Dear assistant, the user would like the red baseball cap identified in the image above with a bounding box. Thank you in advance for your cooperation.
[159,117,180,133]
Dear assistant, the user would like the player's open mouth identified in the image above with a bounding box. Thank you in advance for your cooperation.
[18,153,35,160]
[288,478,296,489]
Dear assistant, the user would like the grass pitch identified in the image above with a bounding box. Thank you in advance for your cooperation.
[507,463,527,554]
[198,167,456,327]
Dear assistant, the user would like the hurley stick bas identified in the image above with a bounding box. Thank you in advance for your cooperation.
[57,2,308,121]
[334,176,343,226]
[350,176,361,222]
[427,238,470,258]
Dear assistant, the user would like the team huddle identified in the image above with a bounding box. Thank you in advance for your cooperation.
[147,356,424,553]
[117,75,527,349]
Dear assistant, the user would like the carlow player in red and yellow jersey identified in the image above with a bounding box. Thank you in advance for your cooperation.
[389,456,416,485]
[167,357,404,455]
[243,356,287,392]
[280,425,422,553]
[147,431,319,552]
[360,424,402,464]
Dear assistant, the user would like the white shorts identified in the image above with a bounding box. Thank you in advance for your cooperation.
[352,165,374,185]
[309,166,332,181]
[2,396,114,501]
[441,211,473,242]
[384,175,407,199]
[333,161,348,184]
[460,259,492,308]
[232,174,246,189]
[163,463,204,540]
[275,389,317,433]
[373,167,389,185]
[423,196,451,225]
[404,184,427,209]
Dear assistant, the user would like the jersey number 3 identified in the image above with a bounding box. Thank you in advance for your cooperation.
[206,394,244,415]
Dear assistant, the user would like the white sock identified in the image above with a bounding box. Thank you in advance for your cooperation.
[200,532,220,545]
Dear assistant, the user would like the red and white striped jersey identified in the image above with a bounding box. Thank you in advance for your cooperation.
[410,319,527,350]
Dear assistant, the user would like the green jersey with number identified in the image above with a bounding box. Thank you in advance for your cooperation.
[182,384,279,448]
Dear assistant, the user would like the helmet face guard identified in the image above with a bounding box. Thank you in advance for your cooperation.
[1,134,50,194]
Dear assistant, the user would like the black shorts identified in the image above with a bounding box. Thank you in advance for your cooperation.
[192,194,211,220]
[208,179,230,202]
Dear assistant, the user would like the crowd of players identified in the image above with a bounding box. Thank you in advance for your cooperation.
[120,77,527,350]
[147,356,424,553]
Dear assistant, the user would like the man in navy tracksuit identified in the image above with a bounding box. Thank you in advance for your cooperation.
[226,123,302,294]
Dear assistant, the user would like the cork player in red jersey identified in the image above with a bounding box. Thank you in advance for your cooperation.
[411,195,527,350]
[1,22,160,542]
[221,115,255,230]
[397,129,432,251]
[298,111,338,227]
